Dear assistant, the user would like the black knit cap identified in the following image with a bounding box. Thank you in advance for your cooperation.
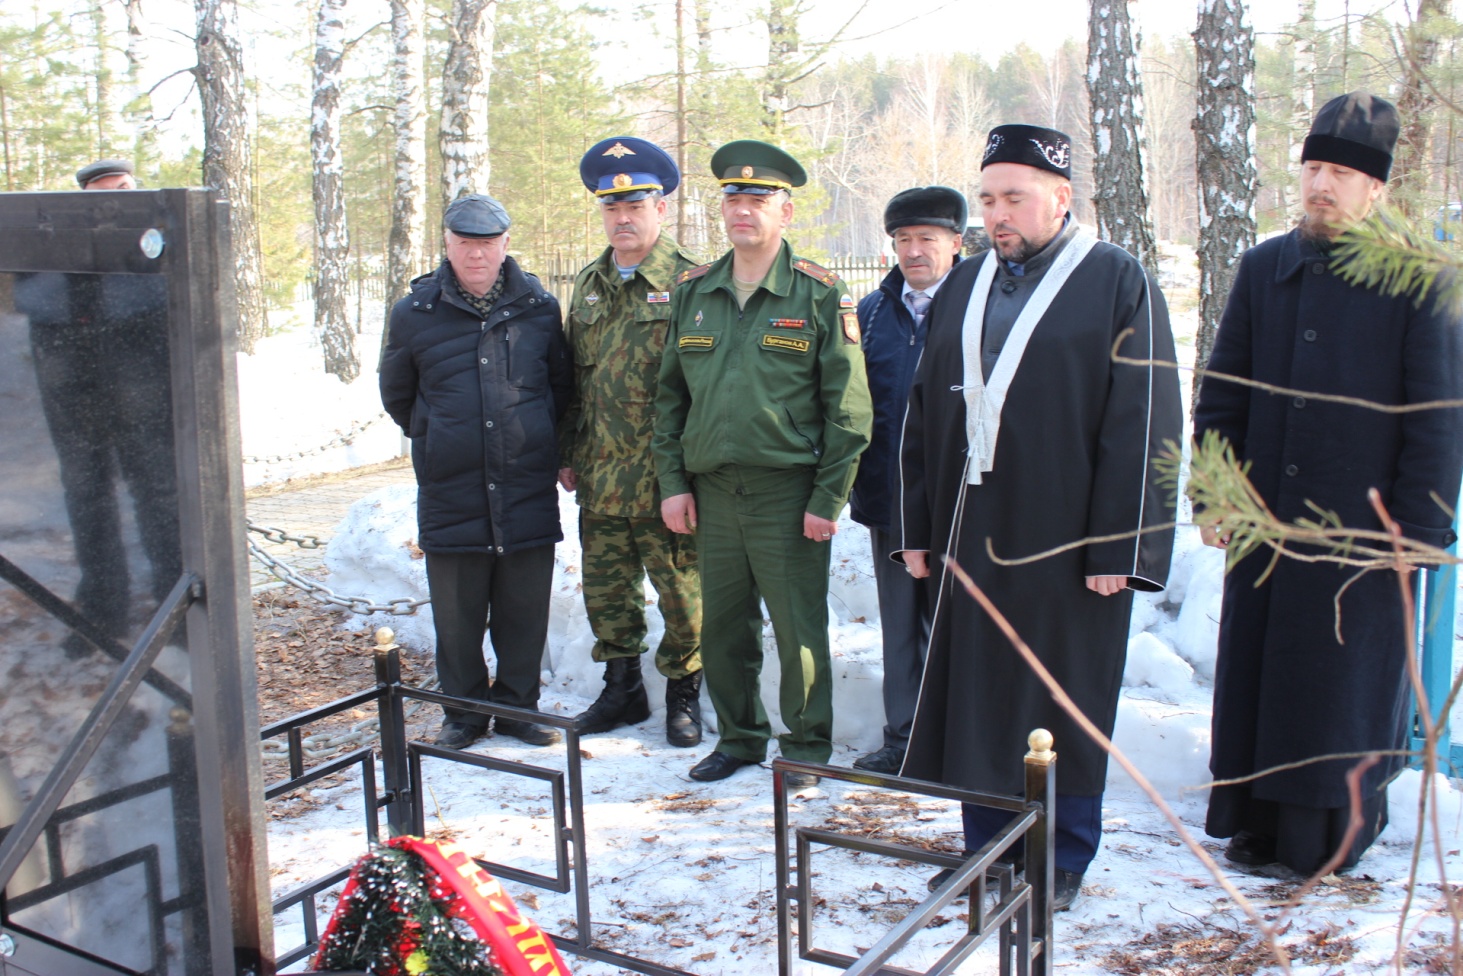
[883,186,968,235]
[980,124,1072,180]
[1302,91,1399,182]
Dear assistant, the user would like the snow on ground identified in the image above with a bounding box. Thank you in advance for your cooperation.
[248,279,1463,974]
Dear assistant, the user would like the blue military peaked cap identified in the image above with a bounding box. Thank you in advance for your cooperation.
[581,137,680,201]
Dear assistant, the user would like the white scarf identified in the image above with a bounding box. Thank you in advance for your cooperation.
[960,226,1097,484]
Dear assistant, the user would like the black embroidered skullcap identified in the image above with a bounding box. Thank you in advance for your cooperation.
[980,124,1072,180]
[883,186,968,235]
[1301,92,1400,182]
[75,158,134,187]
[443,194,511,238]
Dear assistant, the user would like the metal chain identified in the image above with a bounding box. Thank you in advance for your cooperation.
[242,412,390,466]
[246,533,429,616]
[245,518,325,549]
[261,678,438,760]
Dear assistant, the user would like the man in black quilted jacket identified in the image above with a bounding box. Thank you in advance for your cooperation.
[380,195,573,750]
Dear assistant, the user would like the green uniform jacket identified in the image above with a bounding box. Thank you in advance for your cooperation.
[558,234,700,517]
[653,240,873,520]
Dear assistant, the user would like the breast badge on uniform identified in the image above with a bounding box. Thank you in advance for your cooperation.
[770,318,805,329]
[841,311,860,344]
[586,293,599,305]
[647,291,670,304]
[695,310,703,326]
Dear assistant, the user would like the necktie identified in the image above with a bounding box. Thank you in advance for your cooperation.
[906,290,931,322]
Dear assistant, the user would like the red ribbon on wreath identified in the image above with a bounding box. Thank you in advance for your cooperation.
[314,835,570,976]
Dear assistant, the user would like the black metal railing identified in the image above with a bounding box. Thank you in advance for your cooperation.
[772,731,1055,976]
[263,634,1056,976]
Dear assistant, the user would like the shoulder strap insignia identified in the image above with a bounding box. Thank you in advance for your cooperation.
[793,258,841,287]
[674,263,713,287]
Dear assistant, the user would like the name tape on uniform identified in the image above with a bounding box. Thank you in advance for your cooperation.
[762,334,811,354]
[679,334,716,349]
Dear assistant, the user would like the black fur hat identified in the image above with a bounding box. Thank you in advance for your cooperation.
[883,186,968,235]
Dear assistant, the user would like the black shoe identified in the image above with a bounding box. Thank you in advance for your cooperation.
[575,656,651,735]
[783,771,821,789]
[495,717,563,747]
[434,722,485,750]
[852,744,905,774]
[1224,830,1278,867]
[688,751,755,782]
[1053,869,1084,911]
[664,671,704,747]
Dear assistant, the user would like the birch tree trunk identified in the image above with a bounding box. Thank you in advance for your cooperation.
[1193,0,1257,410]
[1085,0,1159,277]
[1392,0,1448,216]
[90,1,123,158]
[194,0,267,352]
[312,0,355,382]
[122,0,157,170]
[439,0,495,209]
[384,0,427,363]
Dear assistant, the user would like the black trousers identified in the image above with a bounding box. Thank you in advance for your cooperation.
[424,545,555,728]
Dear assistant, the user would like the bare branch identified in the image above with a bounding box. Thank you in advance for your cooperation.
[941,556,1290,970]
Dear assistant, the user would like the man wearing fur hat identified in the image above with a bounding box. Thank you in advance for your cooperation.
[1196,92,1463,874]
[897,125,1182,910]
[848,186,966,775]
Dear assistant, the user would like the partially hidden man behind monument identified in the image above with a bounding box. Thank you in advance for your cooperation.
[897,125,1181,911]
[15,158,181,654]
[848,186,966,775]
[558,137,706,747]
[380,195,572,750]
[1195,92,1463,875]
[653,140,873,788]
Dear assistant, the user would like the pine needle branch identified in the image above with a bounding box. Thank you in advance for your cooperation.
[1331,206,1462,313]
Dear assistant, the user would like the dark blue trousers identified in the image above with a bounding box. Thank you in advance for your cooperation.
[962,793,1103,875]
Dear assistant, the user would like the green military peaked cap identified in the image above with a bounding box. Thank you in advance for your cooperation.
[711,139,808,195]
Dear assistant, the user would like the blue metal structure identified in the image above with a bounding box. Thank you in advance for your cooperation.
[1414,497,1462,776]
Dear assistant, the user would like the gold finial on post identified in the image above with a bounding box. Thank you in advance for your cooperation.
[1025,728,1055,766]
[375,627,398,651]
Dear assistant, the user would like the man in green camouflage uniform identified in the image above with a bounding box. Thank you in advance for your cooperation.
[558,137,705,746]
[653,140,873,787]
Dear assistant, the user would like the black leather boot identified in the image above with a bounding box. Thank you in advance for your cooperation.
[574,656,650,734]
[664,670,703,747]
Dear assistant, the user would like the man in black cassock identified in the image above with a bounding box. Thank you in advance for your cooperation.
[1195,92,1463,875]
[896,124,1182,910]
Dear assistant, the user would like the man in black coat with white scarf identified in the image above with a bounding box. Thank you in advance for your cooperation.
[1196,92,1463,874]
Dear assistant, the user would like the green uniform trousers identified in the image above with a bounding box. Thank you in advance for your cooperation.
[694,464,834,763]
[579,510,701,678]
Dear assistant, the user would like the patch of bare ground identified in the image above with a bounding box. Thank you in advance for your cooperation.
[254,589,435,817]
[820,790,960,856]
[1101,920,1359,975]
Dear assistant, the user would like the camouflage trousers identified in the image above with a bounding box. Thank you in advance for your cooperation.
[578,510,702,677]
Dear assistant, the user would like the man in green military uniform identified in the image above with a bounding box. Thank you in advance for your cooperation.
[559,137,706,747]
[653,140,873,787]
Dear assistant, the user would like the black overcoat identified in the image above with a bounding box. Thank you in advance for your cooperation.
[380,257,572,555]
[1194,228,1463,812]
[897,238,1182,796]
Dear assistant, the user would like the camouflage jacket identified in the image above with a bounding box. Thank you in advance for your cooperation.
[558,234,700,516]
